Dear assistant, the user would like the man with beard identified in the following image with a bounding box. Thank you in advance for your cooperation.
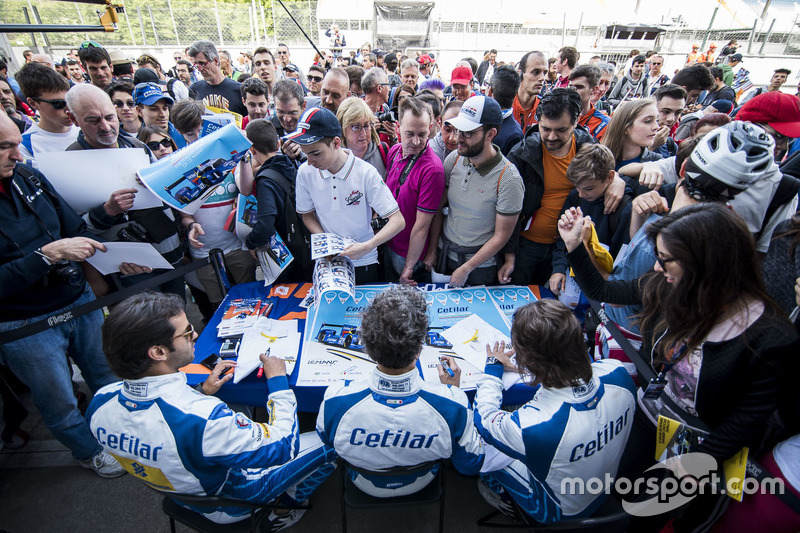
[271,80,307,164]
[433,95,524,287]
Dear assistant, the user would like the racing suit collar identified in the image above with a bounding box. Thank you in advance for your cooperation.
[122,372,187,400]
[370,367,422,396]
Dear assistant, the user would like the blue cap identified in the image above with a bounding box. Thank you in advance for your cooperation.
[283,107,342,145]
[133,82,174,106]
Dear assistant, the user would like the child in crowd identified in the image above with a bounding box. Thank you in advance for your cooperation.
[549,144,632,296]
[288,107,405,283]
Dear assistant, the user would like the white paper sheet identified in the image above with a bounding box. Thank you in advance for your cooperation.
[440,314,511,370]
[35,149,162,214]
[233,319,300,383]
[85,242,173,275]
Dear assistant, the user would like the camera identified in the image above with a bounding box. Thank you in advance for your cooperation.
[117,221,150,243]
[376,110,396,123]
[50,261,83,287]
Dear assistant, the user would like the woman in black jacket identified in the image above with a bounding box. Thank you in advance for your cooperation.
[559,203,797,528]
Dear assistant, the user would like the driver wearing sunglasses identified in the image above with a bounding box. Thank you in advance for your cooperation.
[14,62,80,161]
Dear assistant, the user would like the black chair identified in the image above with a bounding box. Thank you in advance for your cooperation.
[340,459,447,533]
[477,492,630,532]
[155,489,309,533]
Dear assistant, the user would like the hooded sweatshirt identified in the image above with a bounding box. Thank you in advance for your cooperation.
[608,69,649,107]
[245,153,298,250]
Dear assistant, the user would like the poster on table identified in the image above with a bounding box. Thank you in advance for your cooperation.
[487,285,538,327]
[137,123,250,215]
[35,148,162,214]
[296,284,391,386]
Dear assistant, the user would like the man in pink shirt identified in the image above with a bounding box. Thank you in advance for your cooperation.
[385,97,445,285]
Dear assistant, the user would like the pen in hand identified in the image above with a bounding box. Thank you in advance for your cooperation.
[440,358,455,378]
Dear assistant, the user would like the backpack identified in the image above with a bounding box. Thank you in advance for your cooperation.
[255,166,312,272]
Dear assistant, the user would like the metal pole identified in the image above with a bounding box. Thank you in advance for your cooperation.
[561,13,566,48]
[271,0,277,45]
[574,11,583,47]
[74,3,90,41]
[760,0,772,21]
[165,0,180,46]
[137,6,146,46]
[30,6,52,55]
[21,8,39,53]
[759,18,775,55]
[213,0,224,47]
[26,1,48,53]
[121,0,137,47]
[250,0,257,46]
[275,0,323,57]
[747,18,757,54]
[148,6,160,46]
[700,6,718,50]
[260,2,267,42]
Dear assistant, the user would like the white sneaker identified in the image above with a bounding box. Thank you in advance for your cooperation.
[266,505,307,532]
[79,449,127,478]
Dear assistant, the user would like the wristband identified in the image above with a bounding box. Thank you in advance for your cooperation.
[35,248,56,266]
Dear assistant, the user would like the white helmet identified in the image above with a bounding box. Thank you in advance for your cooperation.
[684,122,774,201]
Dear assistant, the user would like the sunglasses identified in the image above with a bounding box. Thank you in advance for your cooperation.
[276,50,289,55]
[113,99,135,109]
[146,138,175,151]
[307,75,324,82]
[654,248,677,270]
[32,97,67,110]
[173,323,196,340]
[193,59,211,70]
[80,40,102,49]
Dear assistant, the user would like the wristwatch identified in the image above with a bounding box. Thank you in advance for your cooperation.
[486,356,501,366]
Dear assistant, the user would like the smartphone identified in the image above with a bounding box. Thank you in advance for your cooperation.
[200,353,232,375]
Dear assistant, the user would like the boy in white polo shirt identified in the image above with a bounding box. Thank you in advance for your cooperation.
[287,106,405,283]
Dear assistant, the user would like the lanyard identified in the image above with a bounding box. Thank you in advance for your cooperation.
[392,146,425,197]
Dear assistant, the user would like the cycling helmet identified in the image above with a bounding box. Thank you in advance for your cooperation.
[683,121,774,201]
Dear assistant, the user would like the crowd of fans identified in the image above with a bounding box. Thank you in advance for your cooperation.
[1,35,800,532]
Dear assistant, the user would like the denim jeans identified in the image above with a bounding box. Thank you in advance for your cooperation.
[0,285,118,460]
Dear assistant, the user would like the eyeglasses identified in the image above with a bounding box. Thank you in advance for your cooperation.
[276,109,301,117]
[348,122,373,134]
[651,62,663,66]
[454,127,483,139]
[113,99,135,109]
[146,138,175,151]
[655,252,677,270]
[276,50,289,55]
[80,40,102,49]
[193,59,210,70]
[173,55,182,60]
[173,323,195,340]
[32,97,67,110]
[307,75,324,82]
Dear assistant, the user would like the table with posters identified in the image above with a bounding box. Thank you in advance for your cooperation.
[184,281,544,412]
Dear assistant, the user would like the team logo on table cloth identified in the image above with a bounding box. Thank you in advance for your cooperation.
[235,413,251,429]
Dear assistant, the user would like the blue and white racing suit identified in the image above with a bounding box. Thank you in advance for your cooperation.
[475,359,636,523]
[317,367,485,496]
[86,373,335,523]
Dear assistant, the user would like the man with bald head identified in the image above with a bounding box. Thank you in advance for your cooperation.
[65,84,185,297]
[0,110,124,477]
[30,54,55,69]
[512,51,547,134]
[320,67,350,113]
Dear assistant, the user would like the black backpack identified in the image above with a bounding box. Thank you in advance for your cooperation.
[255,167,312,272]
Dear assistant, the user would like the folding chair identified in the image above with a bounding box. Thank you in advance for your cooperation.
[154,489,309,533]
[340,459,447,533]
[477,492,630,532]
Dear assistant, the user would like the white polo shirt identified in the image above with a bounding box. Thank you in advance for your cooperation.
[296,149,399,266]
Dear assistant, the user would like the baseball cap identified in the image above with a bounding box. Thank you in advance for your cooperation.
[417,54,433,65]
[736,91,800,137]
[729,53,743,62]
[109,50,131,66]
[451,66,473,86]
[384,53,397,65]
[283,64,299,73]
[444,95,502,132]
[133,67,160,85]
[137,53,161,68]
[710,99,734,115]
[283,107,342,145]
[133,82,174,106]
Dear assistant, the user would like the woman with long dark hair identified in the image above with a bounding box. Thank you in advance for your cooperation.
[558,203,796,526]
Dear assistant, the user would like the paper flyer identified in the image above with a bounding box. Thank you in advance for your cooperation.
[35,149,162,214]
[235,193,258,240]
[313,256,356,303]
[488,286,538,327]
[205,105,243,128]
[201,113,236,137]
[85,242,173,275]
[311,233,357,260]
[233,318,300,383]
[256,233,294,286]
[137,123,251,215]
